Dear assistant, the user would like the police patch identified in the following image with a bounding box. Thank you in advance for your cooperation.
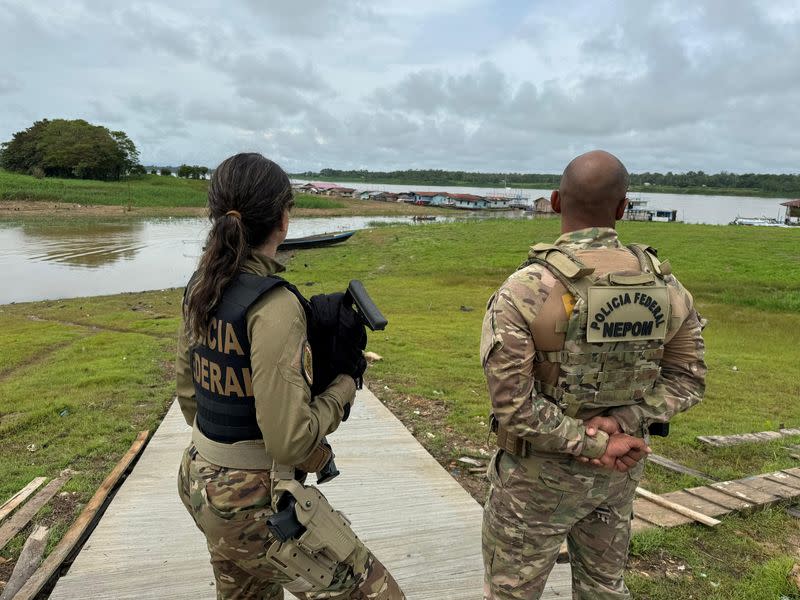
[301,341,313,386]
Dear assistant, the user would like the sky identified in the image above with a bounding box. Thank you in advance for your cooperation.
[1,0,798,174]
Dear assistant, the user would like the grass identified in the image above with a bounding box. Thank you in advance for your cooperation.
[0,292,179,565]
[0,218,798,595]
[0,169,449,218]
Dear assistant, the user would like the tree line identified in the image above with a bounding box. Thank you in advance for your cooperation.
[292,168,800,195]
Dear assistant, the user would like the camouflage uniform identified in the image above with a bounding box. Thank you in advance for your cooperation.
[176,253,403,600]
[480,228,706,599]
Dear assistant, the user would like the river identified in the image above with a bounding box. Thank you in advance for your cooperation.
[0,190,795,304]
[296,180,791,225]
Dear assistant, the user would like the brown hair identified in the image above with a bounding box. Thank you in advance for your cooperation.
[184,153,294,344]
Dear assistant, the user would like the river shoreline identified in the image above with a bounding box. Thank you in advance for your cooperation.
[0,198,448,220]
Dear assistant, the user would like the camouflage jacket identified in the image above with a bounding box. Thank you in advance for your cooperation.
[480,227,707,457]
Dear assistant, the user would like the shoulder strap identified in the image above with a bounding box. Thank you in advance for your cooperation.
[224,272,291,310]
[626,244,672,278]
[525,243,596,280]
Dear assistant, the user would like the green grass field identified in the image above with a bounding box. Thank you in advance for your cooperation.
[0,219,798,597]
[0,169,343,210]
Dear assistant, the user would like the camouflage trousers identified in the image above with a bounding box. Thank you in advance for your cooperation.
[482,449,643,600]
[178,444,404,600]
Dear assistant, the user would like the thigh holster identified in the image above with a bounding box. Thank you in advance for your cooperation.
[265,479,359,593]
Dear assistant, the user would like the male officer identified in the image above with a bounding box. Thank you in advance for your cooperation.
[480,150,706,599]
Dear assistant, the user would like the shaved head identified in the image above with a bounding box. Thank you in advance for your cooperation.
[554,150,629,230]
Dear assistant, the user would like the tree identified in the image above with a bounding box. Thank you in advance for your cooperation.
[0,119,141,181]
[177,164,191,178]
[161,167,172,177]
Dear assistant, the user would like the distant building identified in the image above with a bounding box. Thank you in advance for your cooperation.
[411,191,449,206]
[484,196,511,210]
[445,193,487,210]
[299,182,341,194]
[533,196,554,213]
[321,186,356,196]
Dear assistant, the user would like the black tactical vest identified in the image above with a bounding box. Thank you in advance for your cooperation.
[186,272,291,443]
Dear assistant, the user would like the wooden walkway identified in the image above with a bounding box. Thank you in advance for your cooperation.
[49,388,571,599]
[631,467,800,533]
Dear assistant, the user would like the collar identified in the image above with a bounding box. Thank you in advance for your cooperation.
[554,227,622,250]
[242,252,286,277]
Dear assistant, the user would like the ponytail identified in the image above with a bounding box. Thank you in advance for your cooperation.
[184,153,293,345]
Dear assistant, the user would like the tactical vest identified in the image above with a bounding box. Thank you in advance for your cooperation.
[186,272,297,443]
[523,242,673,419]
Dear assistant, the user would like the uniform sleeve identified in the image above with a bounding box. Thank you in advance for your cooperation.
[175,318,197,426]
[248,290,355,466]
[609,278,707,434]
[482,283,608,458]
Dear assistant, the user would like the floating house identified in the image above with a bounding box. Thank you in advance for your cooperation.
[445,193,487,210]
[411,191,449,206]
[321,186,356,196]
[299,182,340,194]
[781,199,800,225]
[484,196,512,210]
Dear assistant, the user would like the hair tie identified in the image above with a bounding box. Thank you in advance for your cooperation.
[225,210,241,219]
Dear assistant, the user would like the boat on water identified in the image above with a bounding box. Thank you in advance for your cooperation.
[278,230,356,250]
[411,215,437,221]
[729,217,790,227]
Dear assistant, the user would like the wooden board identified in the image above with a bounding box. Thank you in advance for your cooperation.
[711,480,781,506]
[698,428,800,448]
[0,472,70,551]
[648,454,716,481]
[660,490,731,517]
[682,486,754,512]
[0,478,47,524]
[14,431,150,600]
[739,476,800,501]
[0,525,49,600]
[635,488,720,527]
[633,497,693,528]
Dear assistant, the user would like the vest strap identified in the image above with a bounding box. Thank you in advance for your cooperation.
[534,348,664,364]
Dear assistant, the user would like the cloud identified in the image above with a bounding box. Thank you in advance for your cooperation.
[0,0,797,172]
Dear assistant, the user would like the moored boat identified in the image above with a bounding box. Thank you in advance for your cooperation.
[278,230,356,250]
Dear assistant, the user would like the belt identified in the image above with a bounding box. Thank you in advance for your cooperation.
[191,420,272,470]
[191,420,334,473]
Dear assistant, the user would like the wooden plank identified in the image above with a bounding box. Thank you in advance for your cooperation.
[14,431,149,600]
[0,525,49,600]
[683,486,753,512]
[635,487,720,526]
[739,476,800,501]
[648,454,716,481]
[697,428,800,448]
[0,477,47,524]
[764,472,800,491]
[0,472,71,551]
[633,498,693,527]
[711,480,781,506]
[660,490,731,517]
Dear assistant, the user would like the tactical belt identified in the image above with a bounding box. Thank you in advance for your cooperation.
[192,421,272,470]
[192,419,333,473]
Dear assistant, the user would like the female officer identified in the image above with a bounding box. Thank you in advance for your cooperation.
[175,153,403,599]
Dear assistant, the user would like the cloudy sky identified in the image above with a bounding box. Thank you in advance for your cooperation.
[1,0,798,173]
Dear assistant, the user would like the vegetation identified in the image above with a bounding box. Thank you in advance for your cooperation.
[176,164,209,179]
[0,119,140,181]
[0,219,798,597]
[0,169,446,217]
[293,168,800,198]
